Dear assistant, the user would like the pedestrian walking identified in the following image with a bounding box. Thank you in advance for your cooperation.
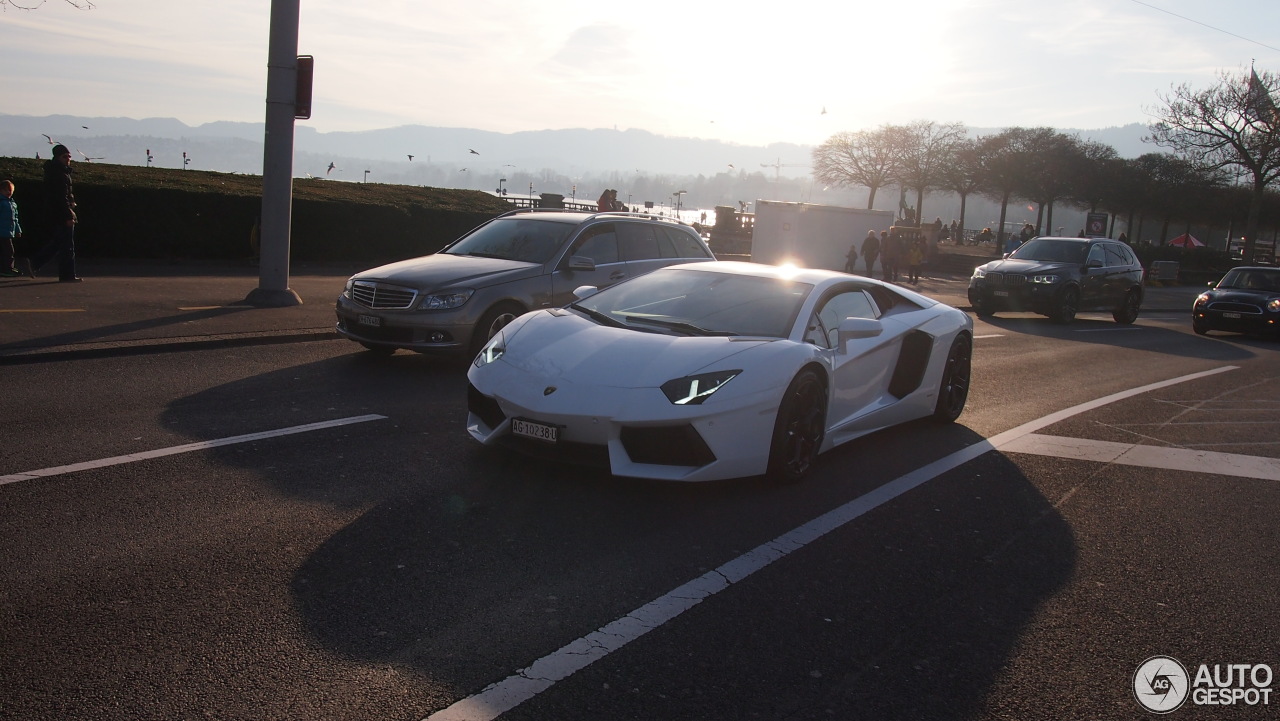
[0,179,22,277]
[861,229,880,277]
[843,237,858,274]
[881,229,900,282]
[907,238,924,283]
[20,144,80,281]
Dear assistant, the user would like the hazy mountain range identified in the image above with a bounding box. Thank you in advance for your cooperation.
[0,113,1155,184]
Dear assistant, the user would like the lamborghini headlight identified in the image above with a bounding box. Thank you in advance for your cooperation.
[660,370,741,405]
[420,289,474,311]
[472,334,505,367]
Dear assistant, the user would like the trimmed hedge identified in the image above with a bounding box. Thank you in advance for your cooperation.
[0,157,513,264]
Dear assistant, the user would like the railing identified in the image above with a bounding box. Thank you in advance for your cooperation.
[501,196,598,212]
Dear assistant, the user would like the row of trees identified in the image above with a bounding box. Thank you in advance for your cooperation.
[812,67,1280,262]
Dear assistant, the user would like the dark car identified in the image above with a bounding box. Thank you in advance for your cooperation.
[967,236,1144,324]
[335,209,716,358]
[1193,266,1280,338]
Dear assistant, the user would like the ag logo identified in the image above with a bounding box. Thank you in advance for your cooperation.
[1134,655,1190,713]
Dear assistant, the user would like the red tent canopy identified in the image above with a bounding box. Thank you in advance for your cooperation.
[1168,233,1204,248]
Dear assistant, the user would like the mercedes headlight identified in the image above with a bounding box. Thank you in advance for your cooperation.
[343,278,354,299]
[661,370,741,405]
[971,267,987,279]
[420,289,474,311]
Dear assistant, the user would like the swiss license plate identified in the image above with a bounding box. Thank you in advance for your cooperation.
[512,418,558,443]
[1222,312,1242,319]
[358,314,382,327]
[994,290,1009,297]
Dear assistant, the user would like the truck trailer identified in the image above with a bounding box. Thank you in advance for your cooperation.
[750,200,896,272]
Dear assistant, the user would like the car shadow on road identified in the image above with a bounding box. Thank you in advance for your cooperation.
[159,351,1078,718]
[975,314,1262,360]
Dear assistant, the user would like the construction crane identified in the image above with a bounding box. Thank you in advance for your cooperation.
[760,157,808,182]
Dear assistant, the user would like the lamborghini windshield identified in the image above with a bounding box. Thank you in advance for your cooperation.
[573,267,811,338]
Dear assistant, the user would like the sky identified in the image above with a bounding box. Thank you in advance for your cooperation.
[3,0,1279,148]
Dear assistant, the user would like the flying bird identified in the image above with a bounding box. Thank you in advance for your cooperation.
[468,148,479,155]
[821,106,827,115]
[326,162,336,175]
[460,168,468,172]
[728,163,735,169]
[82,125,89,129]
[407,154,414,161]
[76,149,104,162]
[42,134,54,144]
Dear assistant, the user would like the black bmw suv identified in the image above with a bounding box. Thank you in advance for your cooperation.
[967,236,1144,324]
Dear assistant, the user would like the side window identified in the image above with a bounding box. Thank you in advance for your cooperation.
[804,290,879,349]
[617,222,662,261]
[1086,244,1107,266]
[570,224,620,265]
[662,227,712,259]
[1103,244,1128,267]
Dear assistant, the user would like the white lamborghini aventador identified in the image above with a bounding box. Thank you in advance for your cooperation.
[466,261,973,483]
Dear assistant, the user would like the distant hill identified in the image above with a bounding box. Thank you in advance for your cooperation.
[0,114,1155,181]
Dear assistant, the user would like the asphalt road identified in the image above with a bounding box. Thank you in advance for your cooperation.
[1,310,1278,721]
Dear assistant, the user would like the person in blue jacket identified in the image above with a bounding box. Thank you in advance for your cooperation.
[0,179,22,276]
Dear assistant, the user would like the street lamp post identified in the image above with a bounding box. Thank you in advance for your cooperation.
[675,190,687,219]
[363,169,371,183]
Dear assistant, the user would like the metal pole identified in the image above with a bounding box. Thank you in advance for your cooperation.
[246,0,302,307]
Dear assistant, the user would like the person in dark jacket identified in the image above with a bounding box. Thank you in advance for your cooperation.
[20,144,80,281]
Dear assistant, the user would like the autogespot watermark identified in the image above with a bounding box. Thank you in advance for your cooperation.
[1134,656,1274,714]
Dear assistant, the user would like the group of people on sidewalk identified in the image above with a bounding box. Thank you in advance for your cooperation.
[1,143,82,282]
[844,227,931,285]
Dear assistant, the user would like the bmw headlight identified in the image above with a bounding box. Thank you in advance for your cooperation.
[661,370,741,405]
[473,333,504,367]
[420,289,474,311]
[1030,274,1060,284]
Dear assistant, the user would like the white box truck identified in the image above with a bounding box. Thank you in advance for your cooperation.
[750,200,896,272]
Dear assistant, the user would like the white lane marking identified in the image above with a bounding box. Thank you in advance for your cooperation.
[974,334,1004,339]
[1073,327,1145,332]
[1002,434,1280,481]
[0,415,387,486]
[424,365,1239,721]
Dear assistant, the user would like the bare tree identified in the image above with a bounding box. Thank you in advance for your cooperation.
[812,127,898,210]
[1148,66,1280,262]
[937,138,984,234]
[1,0,95,8]
[891,120,966,226]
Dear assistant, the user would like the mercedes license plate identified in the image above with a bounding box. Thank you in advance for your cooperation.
[358,314,382,327]
[512,418,558,443]
[1222,312,1242,319]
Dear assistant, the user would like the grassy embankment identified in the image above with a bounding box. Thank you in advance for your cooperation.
[0,157,512,264]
